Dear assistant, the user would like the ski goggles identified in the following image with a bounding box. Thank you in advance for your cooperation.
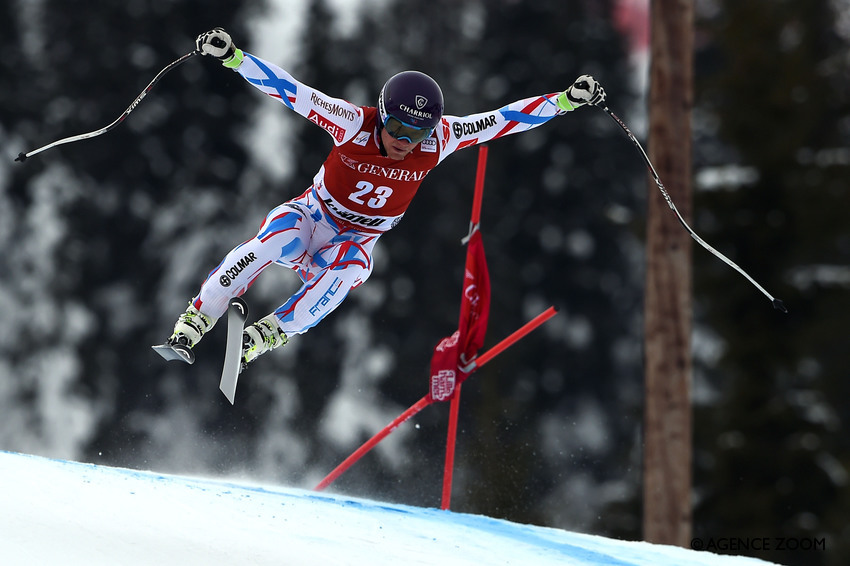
[382,115,434,144]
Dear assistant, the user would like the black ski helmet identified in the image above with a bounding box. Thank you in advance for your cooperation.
[378,70,444,132]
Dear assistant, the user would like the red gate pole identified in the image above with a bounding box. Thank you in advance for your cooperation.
[470,145,488,225]
[471,306,558,370]
[312,306,558,493]
[440,305,558,507]
[441,145,488,510]
[314,396,432,492]
[440,385,462,509]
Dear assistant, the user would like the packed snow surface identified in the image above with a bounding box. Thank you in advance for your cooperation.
[0,451,779,566]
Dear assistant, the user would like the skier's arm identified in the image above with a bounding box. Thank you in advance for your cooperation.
[196,28,363,145]
[436,75,605,163]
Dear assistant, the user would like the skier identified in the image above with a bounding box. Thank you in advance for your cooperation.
[163,27,606,369]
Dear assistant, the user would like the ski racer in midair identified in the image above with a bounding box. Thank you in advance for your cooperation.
[163,28,606,368]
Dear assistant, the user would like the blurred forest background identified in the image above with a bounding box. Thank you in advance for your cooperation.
[1,1,848,565]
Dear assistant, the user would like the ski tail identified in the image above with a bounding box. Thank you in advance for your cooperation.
[219,297,249,404]
[152,342,195,364]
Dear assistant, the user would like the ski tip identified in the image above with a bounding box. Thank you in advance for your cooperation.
[229,296,248,317]
[772,298,788,314]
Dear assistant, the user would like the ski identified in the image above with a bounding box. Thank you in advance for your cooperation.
[152,342,195,364]
[219,297,249,405]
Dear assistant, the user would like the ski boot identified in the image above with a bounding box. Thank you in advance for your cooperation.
[169,304,217,348]
[153,304,217,364]
[242,314,288,368]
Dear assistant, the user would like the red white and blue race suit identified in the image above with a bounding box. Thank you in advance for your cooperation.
[192,52,570,336]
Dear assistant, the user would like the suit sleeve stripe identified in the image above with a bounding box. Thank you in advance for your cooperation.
[243,53,298,110]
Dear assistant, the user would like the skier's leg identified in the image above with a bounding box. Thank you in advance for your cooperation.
[192,204,313,318]
[240,228,378,364]
[169,200,314,347]
[270,232,377,337]
[241,234,376,363]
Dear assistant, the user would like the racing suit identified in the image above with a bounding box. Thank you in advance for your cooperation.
[191,52,569,336]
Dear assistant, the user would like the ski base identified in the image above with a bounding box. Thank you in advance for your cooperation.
[219,297,249,405]
[152,342,195,364]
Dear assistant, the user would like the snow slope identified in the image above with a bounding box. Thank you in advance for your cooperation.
[0,451,779,566]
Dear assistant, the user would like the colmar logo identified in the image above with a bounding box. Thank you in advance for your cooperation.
[453,114,497,139]
[219,252,258,287]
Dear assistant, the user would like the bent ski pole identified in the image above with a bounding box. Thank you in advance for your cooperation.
[16,50,200,162]
[600,105,787,313]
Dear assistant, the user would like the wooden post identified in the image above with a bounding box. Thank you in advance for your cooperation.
[643,0,694,547]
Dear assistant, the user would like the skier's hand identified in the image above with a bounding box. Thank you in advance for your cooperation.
[196,28,244,69]
[557,75,606,111]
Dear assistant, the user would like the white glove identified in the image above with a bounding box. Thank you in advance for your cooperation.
[196,28,244,69]
[557,75,606,111]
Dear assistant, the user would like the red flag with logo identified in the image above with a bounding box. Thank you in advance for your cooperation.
[428,229,491,402]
